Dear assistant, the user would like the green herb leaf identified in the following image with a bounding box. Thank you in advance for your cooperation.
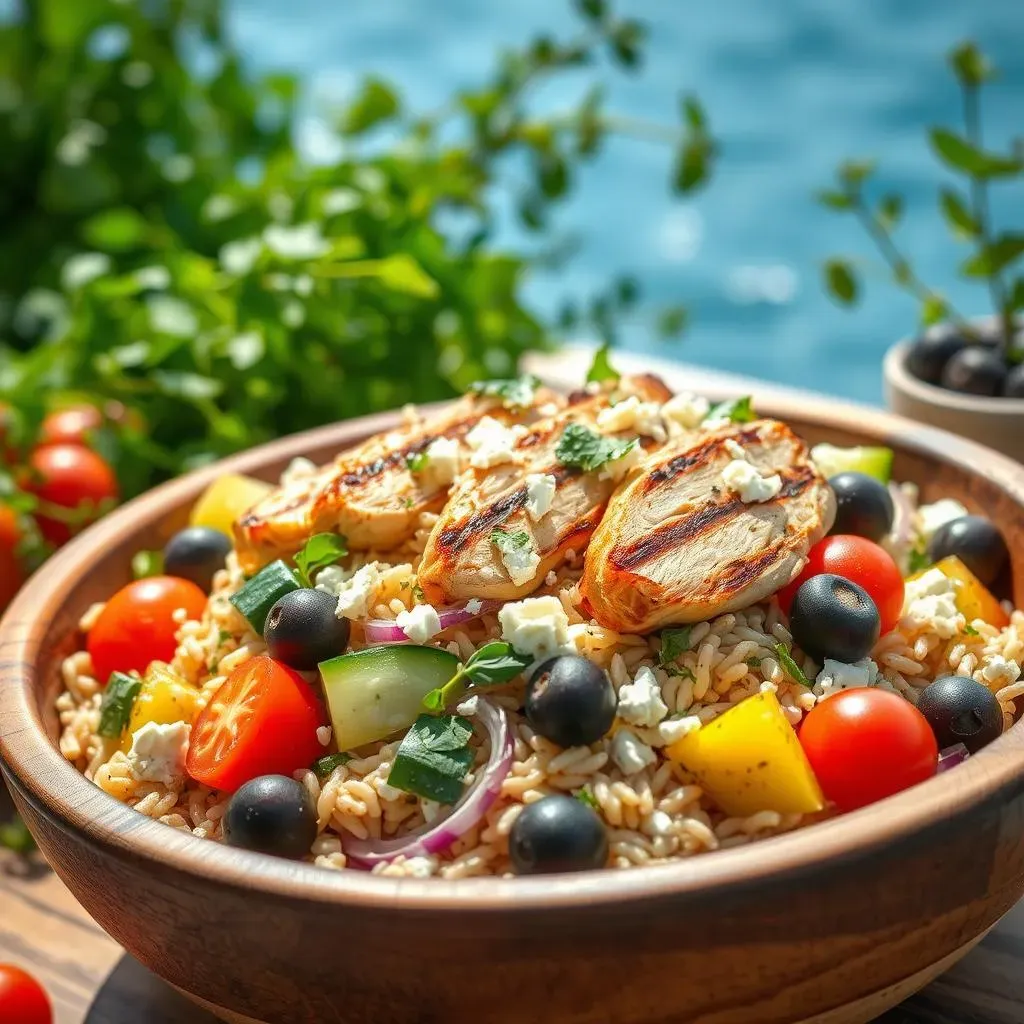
[656,305,688,339]
[406,450,430,473]
[312,752,352,779]
[131,549,164,580]
[340,76,400,136]
[575,786,600,811]
[823,259,859,305]
[921,295,948,327]
[838,159,876,188]
[294,533,348,588]
[490,526,532,557]
[98,672,143,738]
[962,624,980,637]
[940,187,980,239]
[467,374,541,409]
[673,135,713,194]
[817,189,854,211]
[586,343,620,384]
[680,93,706,131]
[773,643,811,690]
[555,423,637,473]
[930,128,1023,179]
[704,395,756,424]
[908,547,932,574]
[949,42,993,87]
[387,714,475,804]
[659,626,692,667]
[878,194,903,230]
[462,640,533,686]
[960,234,1024,278]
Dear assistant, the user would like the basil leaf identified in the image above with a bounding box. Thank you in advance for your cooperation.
[705,395,756,424]
[98,672,142,738]
[468,374,541,409]
[131,549,164,579]
[406,450,430,473]
[773,643,812,689]
[294,532,348,588]
[490,527,531,556]
[555,423,638,473]
[387,714,475,804]
[586,343,620,384]
[658,626,692,667]
[312,752,351,779]
[463,640,533,686]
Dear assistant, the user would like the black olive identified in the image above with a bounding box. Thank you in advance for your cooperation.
[224,774,318,859]
[905,324,973,385]
[264,589,351,670]
[829,472,894,542]
[525,654,616,748]
[509,794,608,875]
[917,675,1002,754]
[162,527,232,590]
[789,574,880,665]
[927,515,1009,588]
[1003,364,1024,398]
[940,346,1007,397]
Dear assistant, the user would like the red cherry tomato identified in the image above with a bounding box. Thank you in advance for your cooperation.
[38,404,103,448]
[779,535,905,634]
[186,655,325,792]
[0,505,24,611]
[24,444,119,546]
[87,576,207,684]
[0,964,52,1024]
[799,688,938,812]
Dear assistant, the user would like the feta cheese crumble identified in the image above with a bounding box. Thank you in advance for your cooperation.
[813,658,879,701]
[279,456,318,487]
[979,654,1021,689]
[657,715,702,745]
[465,598,483,615]
[662,392,710,432]
[610,728,657,775]
[496,534,541,587]
[598,441,643,483]
[597,396,666,442]
[721,457,783,503]
[465,416,524,468]
[498,595,570,661]
[616,666,669,727]
[127,721,190,785]
[917,499,969,547]
[524,473,557,521]
[417,436,461,489]
[396,603,443,644]
[316,561,413,620]
[902,567,964,638]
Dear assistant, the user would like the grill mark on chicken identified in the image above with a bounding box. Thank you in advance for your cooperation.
[643,426,763,493]
[710,541,787,598]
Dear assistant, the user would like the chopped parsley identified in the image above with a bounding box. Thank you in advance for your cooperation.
[773,642,812,689]
[468,374,541,410]
[908,547,932,574]
[412,582,425,602]
[586,343,620,384]
[963,623,980,636]
[312,752,352,779]
[422,640,533,711]
[293,532,348,588]
[704,395,755,424]
[490,526,532,557]
[575,786,600,811]
[387,714,475,804]
[555,423,638,473]
[658,626,692,667]
[98,671,142,738]
[402,497,416,509]
[406,450,430,473]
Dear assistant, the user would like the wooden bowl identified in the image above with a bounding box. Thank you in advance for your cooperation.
[3,395,1024,1024]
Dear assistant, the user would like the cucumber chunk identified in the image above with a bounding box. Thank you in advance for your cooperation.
[810,443,894,484]
[320,644,460,750]
[230,559,301,633]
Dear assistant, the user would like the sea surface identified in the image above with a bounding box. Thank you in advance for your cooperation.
[229,0,1024,403]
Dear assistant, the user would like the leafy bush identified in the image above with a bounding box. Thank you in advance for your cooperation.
[0,0,712,509]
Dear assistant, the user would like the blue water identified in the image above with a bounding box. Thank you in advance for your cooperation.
[230,0,1024,403]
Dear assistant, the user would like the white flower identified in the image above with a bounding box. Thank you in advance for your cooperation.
[134,265,171,291]
[617,667,669,727]
[62,253,111,290]
[201,194,239,223]
[220,237,263,275]
[321,188,362,216]
[263,222,330,260]
[148,296,198,338]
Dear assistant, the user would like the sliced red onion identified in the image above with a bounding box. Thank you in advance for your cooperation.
[937,743,969,774]
[342,698,513,867]
[363,599,501,644]
[888,481,914,549]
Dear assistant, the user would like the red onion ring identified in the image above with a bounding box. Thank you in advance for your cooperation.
[888,481,915,550]
[937,743,969,774]
[342,698,514,867]
[363,599,501,644]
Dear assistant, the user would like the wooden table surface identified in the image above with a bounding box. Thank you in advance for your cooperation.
[3,350,1023,1024]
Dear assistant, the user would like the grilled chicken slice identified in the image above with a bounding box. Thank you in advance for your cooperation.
[417,375,673,604]
[579,419,835,634]
[233,391,562,574]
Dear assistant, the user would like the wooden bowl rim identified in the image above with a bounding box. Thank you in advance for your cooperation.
[3,395,1024,912]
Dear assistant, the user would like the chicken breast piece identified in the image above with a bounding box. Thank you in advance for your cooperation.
[417,375,673,604]
[579,419,836,634]
[234,390,562,575]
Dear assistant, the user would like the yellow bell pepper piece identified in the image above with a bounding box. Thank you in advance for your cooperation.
[190,473,273,537]
[665,691,824,817]
[120,663,200,751]
[932,555,1009,629]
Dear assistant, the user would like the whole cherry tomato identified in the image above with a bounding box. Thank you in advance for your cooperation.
[38,404,103,448]
[87,576,207,684]
[0,964,52,1024]
[0,505,24,611]
[779,535,905,634]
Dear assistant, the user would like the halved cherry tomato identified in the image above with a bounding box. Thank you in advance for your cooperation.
[186,655,324,792]
[0,505,24,611]
[87,576,207,684]
[778,535,904,634]
[24,443,119,546]
[798,688,937,812]
[0,964,52,1024]
[38,404,103,448]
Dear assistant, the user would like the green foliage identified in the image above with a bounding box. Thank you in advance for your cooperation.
[0,0,714,508]
[818,41,1024,351]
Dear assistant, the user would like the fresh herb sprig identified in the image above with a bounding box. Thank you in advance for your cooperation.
[490,527,532,558]
[586,344,621,384]
[555,423,637,473]
[468,375,542,409]
[704,396,755,424]
[422,641,533,712]
[773,642,812,690]
[658,626,692,668]
[294,533,348,588]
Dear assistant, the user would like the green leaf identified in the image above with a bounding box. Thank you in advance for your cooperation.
[341,77,400,135]
[673,137,712,194]
[838,160,876,187]
[656,305,688,339]
[586,343,620,384]
[609,19,646,69]
[921,295,947,327]
[705,395,755,424]
[823,259,859,305]
[312,752,351,780]
[773,643,811,690]
[467,374,541,409]
[680,94,706,131]
[575,786,600,811]
[949,42,993,86]
[555,423,637,473]
[294,532,348,588]
[152,371,223,401]
[82,208,149,252]
[962,623,980,637]
[132,550,164,580]
[98,672,143,738]
[961,235,1024,277]
[461,640,533,686]
[1009,277,1024,314]
[930,128,1023,178]
[387,714,475,804]
[878,194,903,230]
[406,450,430,473]
[575,0,606,21]
[377,255,439,299]
[659,627,692,667]
[537,152,569,199]
[940,188,980,238]
[908,547,932,574]
[817,189,854,211]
